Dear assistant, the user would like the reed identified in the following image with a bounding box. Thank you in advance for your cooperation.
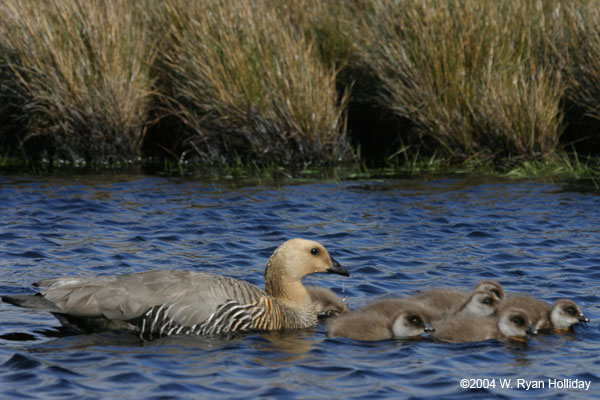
[356,0,565,162]
[0,0,156,162]
[154,0,349,166]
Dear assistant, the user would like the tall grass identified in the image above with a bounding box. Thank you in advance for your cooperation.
[154,0,349,166]
[356,0,565,161]
[271,0,358,70]
[0,0,598,173]
[563,1,600,122]
[0,0,156,162]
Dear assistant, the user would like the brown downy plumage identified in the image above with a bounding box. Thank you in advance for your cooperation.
[326,299,434,341]
[305,286,348,318]
[498,295,589,331]
[411,280,504,320]
[2,238,349,338]
[432,306,536,343]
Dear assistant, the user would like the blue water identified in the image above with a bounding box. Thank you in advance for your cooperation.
[0,175,598,399]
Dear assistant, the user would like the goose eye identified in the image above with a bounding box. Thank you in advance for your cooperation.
[493,290,501,297]
[409,316,422,326]
[567,307,576,315]
[512,317,524,326]
[483,297,492,305]
[310,248,319,255]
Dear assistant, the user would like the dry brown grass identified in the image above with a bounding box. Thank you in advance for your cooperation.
[356,0,565,161]
[0,0,156,161]
[155,0,349,166]
[0,0,599,169]
[563,1,600,121]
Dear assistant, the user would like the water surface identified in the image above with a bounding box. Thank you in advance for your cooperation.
[0,175,598,399]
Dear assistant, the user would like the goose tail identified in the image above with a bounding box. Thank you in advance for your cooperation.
[2,294,62,312]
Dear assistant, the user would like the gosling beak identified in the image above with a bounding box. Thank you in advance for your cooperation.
[579,314,590,323]
[327,257,349,277]
[526,325,538,335]
[424,323,435,333]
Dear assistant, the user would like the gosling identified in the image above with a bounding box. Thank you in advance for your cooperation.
[432,307,536,343]
[306,286,348,319]
[499,296,589,331]
[326,299,434,341]
[412,280,504,320]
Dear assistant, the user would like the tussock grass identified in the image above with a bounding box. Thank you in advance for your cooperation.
[356,0,565,162]
[563,1,600,122]
[154,0,349,166]
[0,0,599,177]
[273,0,358,69]
[0,0,156,161]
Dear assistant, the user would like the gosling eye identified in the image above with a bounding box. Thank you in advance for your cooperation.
[566,307,577,315]
[512,316,524,326]
[409,316,422,326]
[492,290,501,298]
[310,248,319,256]
[482,297,493,305]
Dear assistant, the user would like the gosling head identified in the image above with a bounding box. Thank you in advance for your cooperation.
[265,239,348,285]
[391,310,435,339]
[550,299,589,330]
[458,290,500,317]
[474,280,505,300]
[497,307,536,339]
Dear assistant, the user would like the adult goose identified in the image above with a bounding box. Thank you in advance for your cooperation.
[2,238,349,338]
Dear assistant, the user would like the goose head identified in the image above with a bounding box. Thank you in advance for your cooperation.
[459,290,501,317]
[497,307,536,339]
[266,239,347,280]
[265,239,348,302]
[474,280,505,300]
[550,299,589,330]
[391,309,435,339]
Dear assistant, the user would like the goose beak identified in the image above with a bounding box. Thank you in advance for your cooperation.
[424,323,435,333]
[579,314,590,323]
[327,258,349,277]
[526,325,538,335]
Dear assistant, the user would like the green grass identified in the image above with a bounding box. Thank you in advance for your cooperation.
[505,152,600,181]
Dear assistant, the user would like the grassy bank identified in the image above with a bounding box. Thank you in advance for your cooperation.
[0,0,599,175]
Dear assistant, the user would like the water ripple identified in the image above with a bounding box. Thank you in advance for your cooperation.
[0,176,599,399]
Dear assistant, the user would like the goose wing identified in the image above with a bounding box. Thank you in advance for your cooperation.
[36,270,267,327]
